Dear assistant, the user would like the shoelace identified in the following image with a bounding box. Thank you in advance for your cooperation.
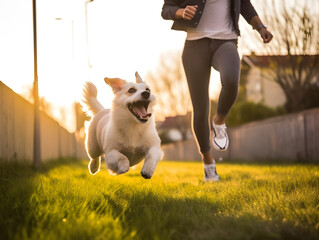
[214,124,227,139]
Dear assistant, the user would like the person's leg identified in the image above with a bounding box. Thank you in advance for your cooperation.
[209,40,240,151]
[182,38,213,164]
[211,40,240,122]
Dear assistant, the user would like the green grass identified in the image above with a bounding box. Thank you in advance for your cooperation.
[0,159,318,240]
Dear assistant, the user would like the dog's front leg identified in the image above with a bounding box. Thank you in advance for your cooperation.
[141,147,163,179]
[105,150,130,175]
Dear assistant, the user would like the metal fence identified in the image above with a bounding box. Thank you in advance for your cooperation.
[0,81,88,162]
[162,108,319,162]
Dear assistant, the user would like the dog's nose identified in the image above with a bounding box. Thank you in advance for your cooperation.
[141,91,150,99]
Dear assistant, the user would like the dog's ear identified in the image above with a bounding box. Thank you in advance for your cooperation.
[104,77,127,93]
[135,72,144,83]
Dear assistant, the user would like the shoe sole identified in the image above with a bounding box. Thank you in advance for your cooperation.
[212,139,229,152]
[212,122,229,152]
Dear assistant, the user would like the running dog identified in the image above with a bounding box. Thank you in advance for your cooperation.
[82,72,163,179]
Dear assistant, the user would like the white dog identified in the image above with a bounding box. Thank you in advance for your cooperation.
[82,72,163,179]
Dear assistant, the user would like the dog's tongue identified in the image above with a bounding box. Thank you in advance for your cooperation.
[133,106,152,118]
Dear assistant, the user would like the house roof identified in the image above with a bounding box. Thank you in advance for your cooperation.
[157,112,191,129]
[157,116,177,129]
[242,53,319,68]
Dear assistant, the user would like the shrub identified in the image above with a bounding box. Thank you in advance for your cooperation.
[211,100,286,127]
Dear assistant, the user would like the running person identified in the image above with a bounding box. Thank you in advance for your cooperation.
[161,0,273,182]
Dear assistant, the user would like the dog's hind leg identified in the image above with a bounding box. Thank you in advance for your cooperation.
[88,157,101,175]
[105,150,130,175]
[86,113,104,175]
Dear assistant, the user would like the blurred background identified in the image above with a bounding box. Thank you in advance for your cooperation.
[0,0,318,164]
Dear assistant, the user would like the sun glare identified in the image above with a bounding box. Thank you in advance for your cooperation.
[0,0,229,132]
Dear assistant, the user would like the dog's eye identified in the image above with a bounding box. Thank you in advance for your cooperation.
[145,88,150,92]
[128,88,136,93]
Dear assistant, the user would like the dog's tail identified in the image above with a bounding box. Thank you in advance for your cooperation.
[82,82,104,116]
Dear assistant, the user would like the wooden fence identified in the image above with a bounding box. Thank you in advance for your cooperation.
[162,108,319,162]
[0,81,88,162]
[2,80,318,163]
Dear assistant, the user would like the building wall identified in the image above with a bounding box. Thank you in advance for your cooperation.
[0,81,88,162]
[246,68,286,108]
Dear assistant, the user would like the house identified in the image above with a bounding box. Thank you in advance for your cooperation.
[157,112,193,143]
[241,53,286,108]
[241,53,319,109]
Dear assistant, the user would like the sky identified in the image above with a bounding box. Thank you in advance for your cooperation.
[0,0,193,131]
[0,0,315,131]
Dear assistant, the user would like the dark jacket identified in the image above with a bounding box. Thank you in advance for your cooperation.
[161,0,258,36]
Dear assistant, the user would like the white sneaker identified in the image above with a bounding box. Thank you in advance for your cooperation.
[212,120,229,151]
[204,163,220,182]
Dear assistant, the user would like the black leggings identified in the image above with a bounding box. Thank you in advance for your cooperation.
[182,38,240,153]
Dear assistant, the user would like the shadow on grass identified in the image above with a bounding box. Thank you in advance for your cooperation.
[0,159,318,240]
[0,158,86,240]
[100,187,318,240]
[0,157,84,176]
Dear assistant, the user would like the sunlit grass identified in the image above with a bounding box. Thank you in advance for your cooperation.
[0,159,318,240]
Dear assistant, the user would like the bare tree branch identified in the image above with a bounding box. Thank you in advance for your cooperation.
[244,0,319,112]
[146,51,191,119]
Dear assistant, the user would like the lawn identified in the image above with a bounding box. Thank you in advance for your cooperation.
[0,159,318,240]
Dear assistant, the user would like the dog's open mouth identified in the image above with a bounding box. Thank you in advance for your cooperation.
[128,101,152,123]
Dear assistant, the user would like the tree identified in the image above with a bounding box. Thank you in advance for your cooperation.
[244,0,319,112]
[146,51,191,118]
[146,51,192,139]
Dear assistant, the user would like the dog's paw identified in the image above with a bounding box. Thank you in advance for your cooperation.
[117,160,130,175]
[118,167,129,175]
[140,170,152,179]
[88,158,100,175]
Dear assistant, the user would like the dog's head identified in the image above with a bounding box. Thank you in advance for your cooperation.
[104,72,155,123]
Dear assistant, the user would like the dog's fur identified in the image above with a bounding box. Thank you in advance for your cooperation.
[82,72,163,179]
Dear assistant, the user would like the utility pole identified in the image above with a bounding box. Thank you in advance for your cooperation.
[33,0,41,169]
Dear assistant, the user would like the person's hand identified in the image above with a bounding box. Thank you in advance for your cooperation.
[175,5,198,20]
[259,28,273,43]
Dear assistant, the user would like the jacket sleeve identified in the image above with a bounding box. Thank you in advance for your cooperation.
[161,0,180,20]
[240,0,258,24]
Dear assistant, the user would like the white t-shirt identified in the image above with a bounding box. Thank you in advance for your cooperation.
[186,0,238,40]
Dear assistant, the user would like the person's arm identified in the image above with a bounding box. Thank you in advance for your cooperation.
[249,15,273,43]
[161,0,197,21]
[161,0,180,20]
[175,5,198,20]
[241,0,273,44]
